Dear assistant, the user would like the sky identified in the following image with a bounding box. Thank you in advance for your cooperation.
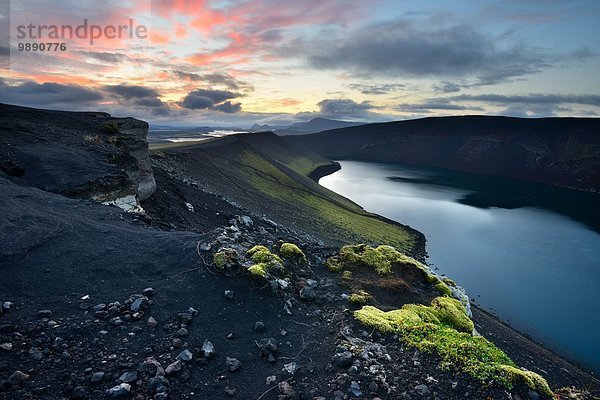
[0,0,599,127]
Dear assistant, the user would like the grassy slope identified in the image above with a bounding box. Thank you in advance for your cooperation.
[151,133,418,254]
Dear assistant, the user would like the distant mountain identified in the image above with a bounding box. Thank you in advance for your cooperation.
[288,115,600,192]
[274,118,364,136]
[249,123,274,132]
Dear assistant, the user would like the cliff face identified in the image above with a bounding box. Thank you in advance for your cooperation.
[288,116,600,192]
[0,103,155,209]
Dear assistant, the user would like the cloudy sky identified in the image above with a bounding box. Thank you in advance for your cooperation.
[1,0,599,126]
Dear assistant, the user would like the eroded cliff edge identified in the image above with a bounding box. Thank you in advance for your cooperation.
[0,103,155,210]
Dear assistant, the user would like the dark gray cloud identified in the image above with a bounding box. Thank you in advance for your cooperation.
[308,20,547,85]
[450,93,600,106]
[348,83,405,95]
[0,80,103,108]
[172,71,253,91]
[432,81,463,93]
[135,97,165,108]
[189,89,239,104]
[214,101,242,114]
[317,98,375,116]
[396,99,484,113]
[181,94,214,110]
[103,84,168,113]
[105,84,160,99]
[180,89,242,113]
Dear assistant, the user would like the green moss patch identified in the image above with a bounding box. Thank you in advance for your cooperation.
[354,298,552,397]
[245,245,284,278]
[349,290,372,305]
[213,248,239,270]
[331,244,428,277]
[279,243,307,263]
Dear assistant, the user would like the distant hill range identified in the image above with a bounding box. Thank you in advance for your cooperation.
[251,117,364,136]
[288,115,600,192]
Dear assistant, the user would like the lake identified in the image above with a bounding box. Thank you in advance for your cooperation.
[320,160,600,374]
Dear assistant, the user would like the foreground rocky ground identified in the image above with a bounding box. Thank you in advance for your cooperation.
[1,104,599,399]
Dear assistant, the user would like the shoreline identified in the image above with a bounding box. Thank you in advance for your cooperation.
[311,160,600,388]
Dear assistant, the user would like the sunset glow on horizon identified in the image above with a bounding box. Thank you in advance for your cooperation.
[1,0,599,126]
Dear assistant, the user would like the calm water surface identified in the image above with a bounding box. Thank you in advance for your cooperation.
[320,160,600,373]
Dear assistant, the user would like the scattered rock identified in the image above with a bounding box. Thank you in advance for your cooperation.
[0,343,12,351]
[38,309,52,318]
[257,338,278,360]
[8,371,29,385]
[91,372,105,383]
[148,316,158,328]
[224,290,235,300]
[332,351,353,368]
[299,286,316,301]
[177,349,193,362]
[107,383,131,398]
[119,371,138,383]
[165,360,182,375]
[283,362,297,375]
[278,381,295,397]
[201,340,215,358]
[254,321,266,332]
[226,357,242,372]
[176,328,188,337]
[142,287,155,297]
[349,381,362,397]
[414,384,430,396]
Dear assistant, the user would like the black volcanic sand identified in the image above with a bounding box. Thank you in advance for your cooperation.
[0,175,553,400]
[1,144,599,397]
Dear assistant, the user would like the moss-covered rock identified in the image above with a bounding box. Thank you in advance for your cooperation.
[279,243,307,263]
[349,290,372,305]
[435,281,452,296]
[213,248,239,270]
[354,298,552,397]
[336,244,427,276]
[245,245,284,278]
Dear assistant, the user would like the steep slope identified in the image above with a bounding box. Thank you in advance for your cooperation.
[149,132,421,255]
[288,115,600,192]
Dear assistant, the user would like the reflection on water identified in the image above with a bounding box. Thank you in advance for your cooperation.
[320,160,600,374]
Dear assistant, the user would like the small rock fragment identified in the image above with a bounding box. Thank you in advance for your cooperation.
[226,357,242,371]
[119,371,138,383]
[201,340,215,358]
[91,372,105,383]
[414,384,430,396]
[349,381,362,397]
[177,349,193,362]
[107,383,131,398]
[165,360,182,375]
[8,370,29,385]
[283,362,297,375]
[176,328,188,337]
